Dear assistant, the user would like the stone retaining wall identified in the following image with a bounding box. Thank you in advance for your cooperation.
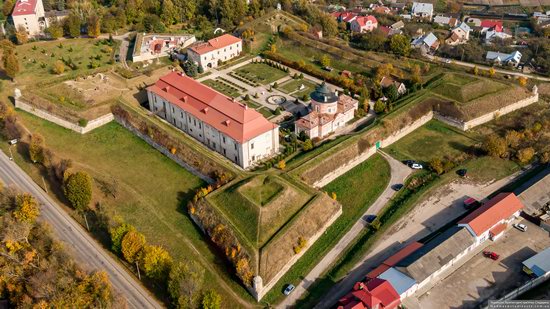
[15,98,114,134]
[313,112,434,188]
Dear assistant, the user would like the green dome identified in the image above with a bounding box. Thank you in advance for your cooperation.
[310,82,338,104]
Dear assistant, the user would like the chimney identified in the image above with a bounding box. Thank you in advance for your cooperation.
[180,95,187,103]
[224,120,231,126]
[164,86,170,92]
[202,107,209,114]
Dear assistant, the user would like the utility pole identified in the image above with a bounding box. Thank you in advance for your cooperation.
[136,261,141,280]
[42,177,48,193]
[83,213,90,231]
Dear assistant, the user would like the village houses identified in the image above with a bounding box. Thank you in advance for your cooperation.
[350,15,378,33]
[411,2,434,20]
[445,22,471,45]
[187,34,242,70]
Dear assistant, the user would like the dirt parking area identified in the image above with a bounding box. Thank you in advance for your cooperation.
[412,220,550,309]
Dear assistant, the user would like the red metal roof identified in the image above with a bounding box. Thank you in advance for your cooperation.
[489,222,507,237]
[147,72,277,143]
[354,15,378,27]
[189,34,241,55]
[459,193,524,236]
[11,0,37,16]
[339,279,400,309]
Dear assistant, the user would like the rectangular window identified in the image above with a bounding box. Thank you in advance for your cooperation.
[234,144,237,150]
[181,112,183,117]
[222,136,226,143]
[213,142,216,149]
[223,149,226,155]
[251,143,254,150]
[199,123,202,129]
[194,119,196,126]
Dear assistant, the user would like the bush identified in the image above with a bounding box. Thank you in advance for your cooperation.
[63,171,93,211]
[483,134,507,158]
[302,139,313,151]
[293,237,307,254]
[78,118,88,127]
[517,147,535,164]
[429,158,444,175]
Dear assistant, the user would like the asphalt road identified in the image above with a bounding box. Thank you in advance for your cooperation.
[277,151,412,308]
[0,150,163,309]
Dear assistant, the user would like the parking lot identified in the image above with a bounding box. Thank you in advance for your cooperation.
[409,220,550,309]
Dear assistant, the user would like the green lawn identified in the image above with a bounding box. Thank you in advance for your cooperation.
[16,38,115,85]
[384,120,480,163]
[10,111,256,307]
[263,154,390,304]
[234,62,288,85]
[240,176,284,206]
[278,78,317,95]
[243,99,261,109]
[202,79,242,98]
[258,107,275,119]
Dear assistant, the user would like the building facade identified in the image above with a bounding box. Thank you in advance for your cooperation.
[187,34,242,70]
[350,15,378,33]
[10,0,46,37]
[295,83,358,139]
[147,72,279,169]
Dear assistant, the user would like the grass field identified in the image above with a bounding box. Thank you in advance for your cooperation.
[10,111,256,307]
[240,175,284,206]
[278,78,317,95]
[384,120,480,163]
[16,39,115,85]
[258,107,276,119]
[431,74,507,104]
[234,62,288,85]
[262,154,390,304]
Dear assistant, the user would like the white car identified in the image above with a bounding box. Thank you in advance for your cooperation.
[283,284,295,295]
[513,223,527,232]
[411,163,423,169]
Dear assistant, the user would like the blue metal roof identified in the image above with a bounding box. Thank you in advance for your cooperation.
[378,267,417,295]
[523,247,550,277]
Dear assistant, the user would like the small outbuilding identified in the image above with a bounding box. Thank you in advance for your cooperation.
[523,247,550,277]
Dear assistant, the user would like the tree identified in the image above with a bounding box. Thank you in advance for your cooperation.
[3,50,20,80]
[376,63,394,80]
[110,222,134,254]
[15,25,28,45]
[517,147,535,164]
[87,14,101,38]
[140,245,172,280]
[389,34,410,56]
[518,76,528,87]
[429,158,444,175]
[331,192,337,200]
[483,134,507,158]
[320,54,331,67]
[383,84,399,102]
[28,133,45,164]
[540,151,550,164]
[472,66,479,75]
[46,19,64,39]
[121,230,145,263]
[13,194,40,223]
[302,139,313,151]
[373,100,386,114]
[182,61,198,77]
[63,171,93,211]
[66,14,82,38]
[168,260,204,308]
[505,130,522,148]
[488,67,496,77]
[53,60,65,74]
[411,64,422,85]
[201,290,222,309]
[161,0,178,25]
[2,0,15,17]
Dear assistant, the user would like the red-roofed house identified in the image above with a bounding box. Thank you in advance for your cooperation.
[338,278,401,309]
[333,11,359,24]
[10,0,46,36]
[147,72,279,168]
[458,192,524,244]
[480,20,504,33]
[187,34,242,70]
[350,15,378,33]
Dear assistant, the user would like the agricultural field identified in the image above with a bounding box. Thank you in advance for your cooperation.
[384,120,480,163]
[206,173,340,284]
[233,62,288,85]
[9,111,255,306]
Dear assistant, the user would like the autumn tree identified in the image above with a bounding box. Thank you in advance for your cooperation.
[13,194,40,223]
[505,130,523,148]
[389,34,410,56]
[472,66,479,75]
[302,139,313,151]
[28,133,45,164]
[66,13,82,38]
[46,19,64,39]
[540,151,550,164]
[3,49,20,80]
[374,99,386,114]
[53,60,65,74]
[277,160,286,170]
[63,171,93,211]
[488,67,496,77]
[87,14,101,38]
[376,63,394,80]
[168,260,204,308]
[517,147,535,164]
[320,54,331,67]
[109,222,135,254]
[201,290,222,309]
[429,158,444,175]
[518,76,528,87]
[2,0,15,17]
[139,245,172,280]
[411,64,422,85]
[483,134,507,158]
[15,25,28,45]
[121,230,145,263]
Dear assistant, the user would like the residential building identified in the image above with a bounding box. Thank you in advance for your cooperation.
[523,247,550,278]
[390,20,405,30]
[411,2,433,20]
[485,51,522,67]
[146,72,279,169]
[380,76,407,95]
[132,33,196,62]
[187,34,242,70]
[433,15,458,27]
[372,5,392,15]
[411,32,440,51]
[445,22,471,45]
[338,278,401,309]
[10,0,46,37]
[480,20,503,33]
[350,15,378,33]
[332,11,358,24]
[295,82,358,139]
[458,192,524,244]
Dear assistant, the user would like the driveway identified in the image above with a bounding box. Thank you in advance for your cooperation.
[277,151,412,308]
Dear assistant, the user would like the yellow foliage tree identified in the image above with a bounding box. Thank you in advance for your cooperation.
[277,160,286,170]
[518,76,528,87]
[140,245,172,280]
[53,60,65,75]
[121,230,146,263]
[13,194,40,223]
[331,192,337,200]
[489,67,496,77]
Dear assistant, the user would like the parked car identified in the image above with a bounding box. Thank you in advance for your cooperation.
[483,251,500,260]
[513,223,527,232]
[8,139,17,145]
[283,284,295,295]
[392,184,404,191]
[463,197,481,209]
[403,160,415,166]
[322,66,334,72]
[457,169,468,177]
[411,163,423,169]
[363,215,377,224]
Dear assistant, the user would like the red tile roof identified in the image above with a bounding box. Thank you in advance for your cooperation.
[189,34,241,55]
[147,72,277,143]
[354,15,378,27]
[11,0,38,16]
[339,279,401,309]
[481,20,503,32]
[489,222,507,237]
[459,193,524,236]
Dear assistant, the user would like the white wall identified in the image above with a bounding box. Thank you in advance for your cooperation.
[188,41,242,70]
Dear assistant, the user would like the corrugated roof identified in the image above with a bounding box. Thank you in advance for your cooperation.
[378,267,416,295]
[523,247,550,277]
[518,172,550,216]
[147,72,277,143]
[395,226,475,282]
[459,193,524,236]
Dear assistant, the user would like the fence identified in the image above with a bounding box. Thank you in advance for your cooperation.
[482,271,550,308]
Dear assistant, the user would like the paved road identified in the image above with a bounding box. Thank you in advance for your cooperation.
[277,151,412,308]
[0,150,163,309]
